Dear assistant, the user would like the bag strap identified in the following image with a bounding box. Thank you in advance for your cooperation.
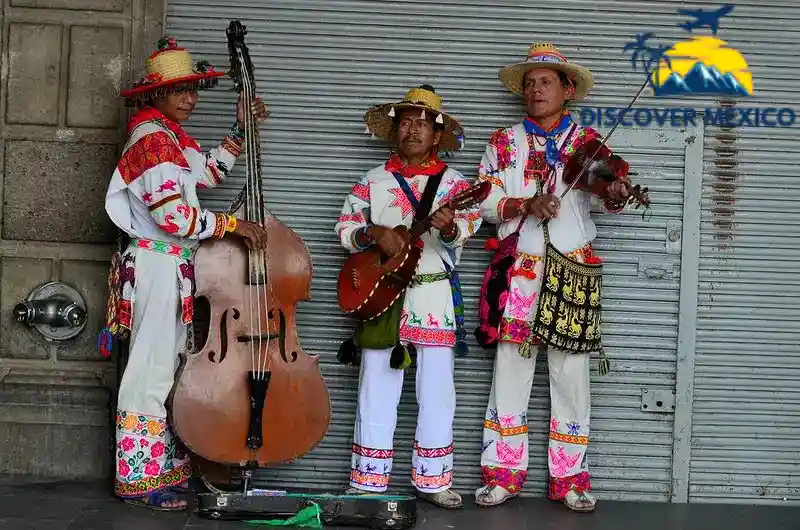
[391,168,446,223]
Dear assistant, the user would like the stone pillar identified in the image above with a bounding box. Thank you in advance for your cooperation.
[0,0,165,482]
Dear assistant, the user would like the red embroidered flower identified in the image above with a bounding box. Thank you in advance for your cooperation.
[118,459,131,477]
[120,437,135,452]
[150,441,166,459]
[144,460,161,476]
[140,439,149,447]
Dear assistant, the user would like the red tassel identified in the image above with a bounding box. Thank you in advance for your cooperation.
[512,268,537,280]
[484,237,500,251]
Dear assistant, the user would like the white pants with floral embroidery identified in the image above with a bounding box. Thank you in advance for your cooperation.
[349,345,456,494]
[114,249,191,498]
[480,341,592,500]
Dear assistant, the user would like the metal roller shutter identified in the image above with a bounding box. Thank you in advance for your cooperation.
[687,2,800,505]
[159,0,770,502]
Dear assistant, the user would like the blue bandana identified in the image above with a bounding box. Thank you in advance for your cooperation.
[523,112,573,168]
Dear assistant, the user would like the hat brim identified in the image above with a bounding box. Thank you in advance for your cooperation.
[364,102,465,153]
[120,71,226,99]
[498,61,594,101]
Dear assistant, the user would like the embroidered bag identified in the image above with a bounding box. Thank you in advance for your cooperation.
[522,178,610,374]
[473,215,527,348]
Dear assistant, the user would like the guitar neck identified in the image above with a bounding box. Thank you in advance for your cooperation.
[409,201,450,240]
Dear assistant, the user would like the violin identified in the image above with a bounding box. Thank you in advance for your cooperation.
[562,137,651,214]
[169,21,331,469]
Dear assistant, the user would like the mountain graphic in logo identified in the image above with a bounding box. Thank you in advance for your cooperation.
[624,28,753,98]
[657,61,751,96]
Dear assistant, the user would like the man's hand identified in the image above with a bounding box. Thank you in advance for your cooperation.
[232,219,269,249]
[367,226,406,257]
[527,194,561,220]
[605,179,630,202]
[236,95,269,129]
[431,206,455,235]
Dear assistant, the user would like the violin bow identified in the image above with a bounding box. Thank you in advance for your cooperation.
[536,72,653,227]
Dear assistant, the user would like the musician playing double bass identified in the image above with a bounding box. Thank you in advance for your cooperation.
[101,37,269,511]
[335,85,482,509]
[472,43,631,512]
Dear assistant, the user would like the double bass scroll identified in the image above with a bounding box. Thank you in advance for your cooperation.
[169,20,331,469]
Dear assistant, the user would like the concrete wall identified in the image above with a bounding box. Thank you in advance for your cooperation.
[0,0,164,482]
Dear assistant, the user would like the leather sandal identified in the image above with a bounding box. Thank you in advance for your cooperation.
[474,485,516,507]
[344,486,374,495]
[122,489,188,511]
[563,486,596,512]
[415,488,463,509]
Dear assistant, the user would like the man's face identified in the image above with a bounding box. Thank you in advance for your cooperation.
[395,108,441,160]
[154,89,198,122]
[523,68,569,120]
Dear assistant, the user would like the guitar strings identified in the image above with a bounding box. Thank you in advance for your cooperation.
[354,189,480,275]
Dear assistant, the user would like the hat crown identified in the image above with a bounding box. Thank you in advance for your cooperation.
[403,85,442,112]
[524,41,568,65]
[145,37,199,82]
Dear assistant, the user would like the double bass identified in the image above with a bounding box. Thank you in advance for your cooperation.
[169,21,331,469]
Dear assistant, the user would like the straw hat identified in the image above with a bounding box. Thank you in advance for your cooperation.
[363,85,465,153]
[120,37,225,104]
[499,42,594,101]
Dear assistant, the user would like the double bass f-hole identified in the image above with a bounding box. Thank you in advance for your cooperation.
[207,307,241,363]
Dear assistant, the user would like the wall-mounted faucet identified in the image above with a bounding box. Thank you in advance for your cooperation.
[13,281,87,341]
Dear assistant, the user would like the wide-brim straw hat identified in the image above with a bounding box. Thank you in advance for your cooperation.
[120,37,225,104]
[364,85,465,153]
[499,42,594,101]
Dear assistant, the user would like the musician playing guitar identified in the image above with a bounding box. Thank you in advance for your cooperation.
[335,85,482,509]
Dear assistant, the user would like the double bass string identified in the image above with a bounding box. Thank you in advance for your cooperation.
[240,56,272,379]
[240,51,260,379]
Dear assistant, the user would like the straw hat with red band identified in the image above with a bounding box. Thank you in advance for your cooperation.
[499,42,594,101]
[120,37,225,104]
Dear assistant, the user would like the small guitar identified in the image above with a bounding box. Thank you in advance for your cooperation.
[337,180,491,321]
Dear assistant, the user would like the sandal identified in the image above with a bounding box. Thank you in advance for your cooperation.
[167,481,191,495]
[123,489,189,512]
[415,488,463,509]
[563,486,596,512]
[344,487,374,496]
[474,485,516,508]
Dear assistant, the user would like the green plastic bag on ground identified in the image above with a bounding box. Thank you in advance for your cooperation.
[245,502,323,528]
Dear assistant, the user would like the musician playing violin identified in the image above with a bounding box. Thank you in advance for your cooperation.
[473,42,630,512]
[335,85,481,509]
[101,37,269,512]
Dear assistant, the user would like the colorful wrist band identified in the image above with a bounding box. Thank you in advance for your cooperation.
[225,214,238,234]
[229,122,246,142]
[212,213,227,239]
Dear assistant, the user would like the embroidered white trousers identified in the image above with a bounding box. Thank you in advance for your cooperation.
[114,248,192,498]
[480,340,592,500]
[350,345,456,494]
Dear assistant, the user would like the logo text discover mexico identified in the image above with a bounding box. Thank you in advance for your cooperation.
[579,3,796,128]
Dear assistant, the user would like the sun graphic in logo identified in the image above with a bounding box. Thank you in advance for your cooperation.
[651,36,753,97]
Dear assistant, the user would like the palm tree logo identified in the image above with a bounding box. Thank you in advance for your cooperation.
[623,33,675,96]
